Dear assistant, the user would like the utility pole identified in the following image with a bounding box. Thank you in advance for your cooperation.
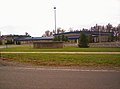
[54,7,56,34]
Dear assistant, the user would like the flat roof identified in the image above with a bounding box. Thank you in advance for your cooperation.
[15,37,54,41]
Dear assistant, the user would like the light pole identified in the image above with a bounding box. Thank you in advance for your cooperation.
[54,7,56,34]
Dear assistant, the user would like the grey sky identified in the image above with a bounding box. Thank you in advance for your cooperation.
[0,0,120,37]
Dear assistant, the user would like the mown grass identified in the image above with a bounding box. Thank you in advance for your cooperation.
[1,53,120,67]
[1,45,120,67]
[1,45,120,52]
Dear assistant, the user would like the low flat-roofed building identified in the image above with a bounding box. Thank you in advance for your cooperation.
[54,31,113,43]
[0,34,31,45]
[15,37,54,44]
[14,31,113,44]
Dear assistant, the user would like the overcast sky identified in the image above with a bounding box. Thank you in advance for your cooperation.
[0,0,120,37]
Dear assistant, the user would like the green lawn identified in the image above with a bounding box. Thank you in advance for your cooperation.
[1,45,120,52]
[1,45,120,67]
[1,53,120,67]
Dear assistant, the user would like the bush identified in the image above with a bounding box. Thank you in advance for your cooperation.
[78,32,89,48]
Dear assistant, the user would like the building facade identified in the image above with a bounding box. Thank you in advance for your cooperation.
[0,34,31,45]
[54,31,113,43]
[15,31,113,44]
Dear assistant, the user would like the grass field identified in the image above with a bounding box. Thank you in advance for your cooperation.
[1,53,120,67]
[1,45,120,67]
[1,45,120,52]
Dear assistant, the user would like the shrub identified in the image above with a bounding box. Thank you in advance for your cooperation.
[78,32,89,48]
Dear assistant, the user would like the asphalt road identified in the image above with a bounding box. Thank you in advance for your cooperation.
[0,63,120,89]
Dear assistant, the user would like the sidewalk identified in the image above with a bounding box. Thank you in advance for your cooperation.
[1,52,120,54]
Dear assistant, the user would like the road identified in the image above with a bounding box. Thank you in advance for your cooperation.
[0,62,120,89]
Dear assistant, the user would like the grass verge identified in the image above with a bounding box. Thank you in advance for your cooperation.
[1,53,120,67]
[1,45,120,52]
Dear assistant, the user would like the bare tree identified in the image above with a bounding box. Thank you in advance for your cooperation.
[53,30,56,34]
[116,24,120,41]
[25,32,29,36]
[50,32,53,36]
[57,27,61,34]
[45,30,50,37]
[61,29,65,33]
[106,23,113,32]
[68,27,73,32]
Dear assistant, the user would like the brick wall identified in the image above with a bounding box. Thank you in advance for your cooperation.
[33,42,63,48]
